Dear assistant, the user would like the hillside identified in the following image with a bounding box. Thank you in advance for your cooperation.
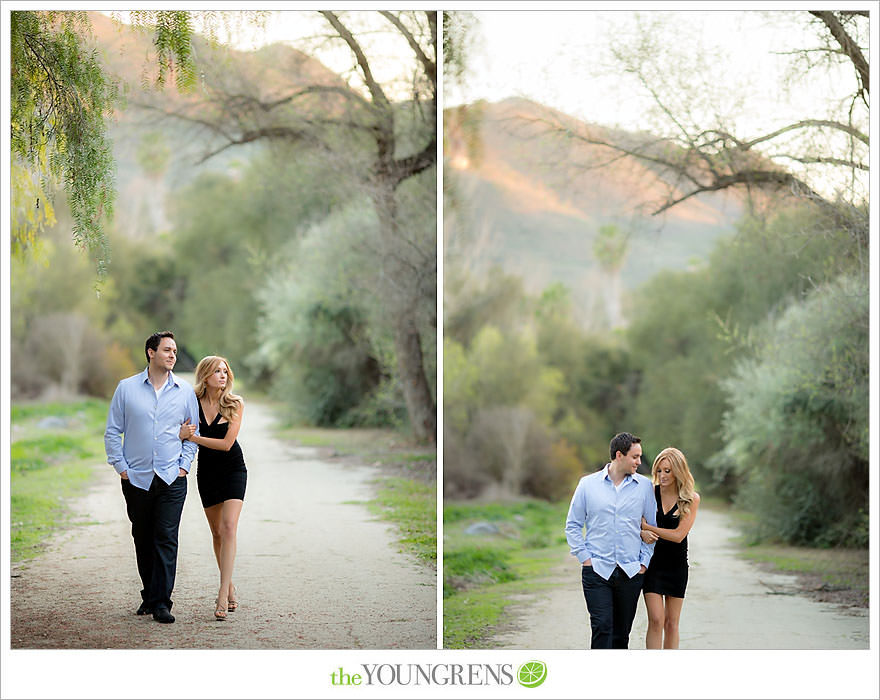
[84,11,352,239]
[444,98,745,329]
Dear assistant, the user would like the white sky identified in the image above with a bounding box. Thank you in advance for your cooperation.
[108,9,426,101]
[449,9,859,131]
[445,7,873,200]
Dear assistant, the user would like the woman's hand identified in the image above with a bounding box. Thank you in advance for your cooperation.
[179,418,197,441]
[641,516,659,544]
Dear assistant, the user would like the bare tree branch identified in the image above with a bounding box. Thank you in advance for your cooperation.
[742,119,868,148]
[388,136,437,186]
[770,153,868,171]
[809,10,869,95]
[195,126,314,163]
[247,84,372,112]
[652,169,820,215]
[320,11,390,111]
[378,11,435,82]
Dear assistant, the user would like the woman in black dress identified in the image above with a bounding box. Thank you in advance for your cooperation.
[179,355,247,621]
[639,447,700,649]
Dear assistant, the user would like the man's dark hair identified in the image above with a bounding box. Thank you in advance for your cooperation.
[145,331,175,364]
[610,432,641,460]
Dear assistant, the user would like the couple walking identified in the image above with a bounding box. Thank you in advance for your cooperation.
[565,432,700,649]
[104,331,248,623]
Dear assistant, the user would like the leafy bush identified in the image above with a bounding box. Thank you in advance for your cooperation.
[625,206,858,492]
[712,275,868,547]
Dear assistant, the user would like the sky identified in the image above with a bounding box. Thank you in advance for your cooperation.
[445,8,871,200]
[107,9,426,101]
[448,10,854,127]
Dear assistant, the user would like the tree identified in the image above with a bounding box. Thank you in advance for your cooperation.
[711,274,868,546]
[248,197,404,428]
[11,11,117,273]
[592,223,629,328]
[150,11,438,441]
[10,10,251,276]
[625,203,859,492]
[514,11,868,247]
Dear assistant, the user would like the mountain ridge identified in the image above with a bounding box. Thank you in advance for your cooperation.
[81,11,358,239]
[444,97,745,330]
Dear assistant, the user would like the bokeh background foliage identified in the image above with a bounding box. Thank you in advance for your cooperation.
[11,10,437,441]
[442,10,869,549]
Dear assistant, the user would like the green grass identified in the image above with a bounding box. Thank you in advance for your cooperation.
[445,546,518,588]
[443,499,570,648]
[443,588,512,649]
[368,477,437,566]
[11,398,109,562]
[368,477,436,565]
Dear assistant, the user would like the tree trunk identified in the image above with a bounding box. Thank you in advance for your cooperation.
[393,313,436,443]
[373,181,437,443]
[607,269,623,329]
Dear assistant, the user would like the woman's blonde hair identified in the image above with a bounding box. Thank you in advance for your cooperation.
[193,355,242,423]
[651,447,697,516]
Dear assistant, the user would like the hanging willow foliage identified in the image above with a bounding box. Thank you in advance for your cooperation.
[11,10,117,276]
[10,9,214,278]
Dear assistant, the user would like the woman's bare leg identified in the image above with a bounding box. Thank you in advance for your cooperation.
[204,500,243,606]
[644,592,665,649]
[663,595,685,649]
[204,504,223,569]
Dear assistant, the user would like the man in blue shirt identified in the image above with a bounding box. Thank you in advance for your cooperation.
[105,331,199,624]
[565,432,657,648]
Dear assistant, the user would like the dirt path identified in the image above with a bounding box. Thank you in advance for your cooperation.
[489,507,868,649]
[10,400,436,649]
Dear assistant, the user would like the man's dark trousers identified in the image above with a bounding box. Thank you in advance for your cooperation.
[581,564,645,648]
[121,474,187,611]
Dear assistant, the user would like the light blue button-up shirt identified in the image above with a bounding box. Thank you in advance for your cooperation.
[565,464,658,580]
[104,368,199,491]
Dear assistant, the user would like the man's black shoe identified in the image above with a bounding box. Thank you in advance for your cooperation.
[153,607,175,624]
[136,602,151,616]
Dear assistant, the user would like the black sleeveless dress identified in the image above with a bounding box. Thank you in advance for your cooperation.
[195,400,247,508]
[643,485,688,598]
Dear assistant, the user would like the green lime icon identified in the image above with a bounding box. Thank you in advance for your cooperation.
[517,660,547,688]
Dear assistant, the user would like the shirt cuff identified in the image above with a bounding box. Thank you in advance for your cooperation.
[112,461,129,474]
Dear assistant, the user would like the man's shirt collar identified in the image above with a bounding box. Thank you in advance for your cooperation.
[602,463,636,485]
[140,367,179,388]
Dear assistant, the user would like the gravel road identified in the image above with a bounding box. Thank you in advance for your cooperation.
[10,400,436,649]
[489,507,868,649]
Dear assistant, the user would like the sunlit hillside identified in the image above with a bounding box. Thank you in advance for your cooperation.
[444,98,746,329]
[86,11,351,239]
